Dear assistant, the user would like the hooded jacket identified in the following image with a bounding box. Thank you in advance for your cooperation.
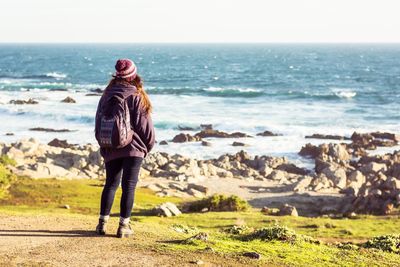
[95,83,155,163]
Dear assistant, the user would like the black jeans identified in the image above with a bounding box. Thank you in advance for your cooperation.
[100,157,143,218]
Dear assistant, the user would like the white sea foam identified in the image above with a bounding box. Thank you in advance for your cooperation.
[331,88,357,98]
[204,87,261,93]
[46,72,67,79]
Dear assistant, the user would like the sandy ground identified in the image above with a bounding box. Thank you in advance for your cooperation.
[0,215,250,267]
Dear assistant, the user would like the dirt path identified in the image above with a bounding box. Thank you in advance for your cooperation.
[0,215,247,267]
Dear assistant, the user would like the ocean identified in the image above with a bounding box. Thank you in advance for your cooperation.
[0,44,399,166]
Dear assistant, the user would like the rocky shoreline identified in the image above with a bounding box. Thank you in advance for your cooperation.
[1,130,399,216]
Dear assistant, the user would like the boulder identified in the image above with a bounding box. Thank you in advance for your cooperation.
[305,134,349,140]
[232,141,248,147]
[299,143,322,158]
[276,163,309,175]
[328,143,350,161]
[360,162,387,174]
[29,127,73,132]
[194,129,251,139]
[388,163,400,179]
[293,176,313,192]
[321,165,347,189]
[201,140,212,147]
[159,140,168,145]
[256,130,280,137]
[347,170,366,188]
[9,98,38,104]
[172,133,201,143]
[200,124,213,130]
[279,204,298,216]
[153,202,181,217]
[267,170,287,181]
[187,183,208,194]
[48,138,75,149]
[187,188,205,198]
[61,96,76,103]
[370,132,400,142]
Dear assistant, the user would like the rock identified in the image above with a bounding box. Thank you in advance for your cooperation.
[232,141,248,147]
[48,138,75,149]
[243,252,261,259]
[347,170,366,187]
[194,129,251,139]
[305,134,349,140]
[187,188,205,198]
[190,260,204,265]
[29,127,74,132]
[256,130,280,137]
[267,170,287,181]
[200,124,213,130]
[293,176,313,192]
[172,133,201,143]
[276,163,309,175]
[177,125,196,131]
[90,88,103,93]
[63,204,70,209]
[187,183,208,194]
[370,132,400,142]
[328,144,350,161]
[360,162,387,174]
[85,93,102,96]
[159,140,168,145]
[388,163,400,178]
[311,174,335,192]
[5,133,14,136]
[61,96,76,103]
[153,202,181,217]
[201,141,212,147]
[382,176,400,191]
[299,143,322,158]
[279,204,298,216]
[321,165,347,189]
[261,206,280,215]
[9,98,38,104]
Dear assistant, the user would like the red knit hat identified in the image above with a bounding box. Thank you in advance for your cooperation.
[113,59,137,79]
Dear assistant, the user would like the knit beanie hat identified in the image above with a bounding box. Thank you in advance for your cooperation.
[113,59,137,79]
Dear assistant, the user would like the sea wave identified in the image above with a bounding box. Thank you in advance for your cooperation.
[45,72,67,79]
[146,86,264,97]
[330,88,357,99]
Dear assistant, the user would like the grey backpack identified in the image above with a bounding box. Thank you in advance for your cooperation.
[95,94,134,148]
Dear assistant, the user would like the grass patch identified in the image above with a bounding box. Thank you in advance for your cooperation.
[1,178,400,266]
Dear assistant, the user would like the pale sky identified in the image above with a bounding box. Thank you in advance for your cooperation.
[0,0,399,43]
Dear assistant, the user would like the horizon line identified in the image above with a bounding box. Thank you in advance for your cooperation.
[0,41,400,45]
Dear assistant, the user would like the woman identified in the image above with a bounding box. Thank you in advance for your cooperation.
[95,59,155,238]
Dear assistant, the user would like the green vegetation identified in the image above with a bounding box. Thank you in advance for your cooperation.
[1,178,400,266]
[364,235,400,254]
[185,194,249,212]
[0,156,16,198]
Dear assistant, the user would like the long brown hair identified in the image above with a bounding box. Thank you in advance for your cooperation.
[104,74,152,114]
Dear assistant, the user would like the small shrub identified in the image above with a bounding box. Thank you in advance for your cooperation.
[336,242,359,250]
[185,194,249,212]
[242,224,318,244]
[0,162,15,198]
[0,155,16,166]
[364,234,400,253]
[224,225,251,235]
